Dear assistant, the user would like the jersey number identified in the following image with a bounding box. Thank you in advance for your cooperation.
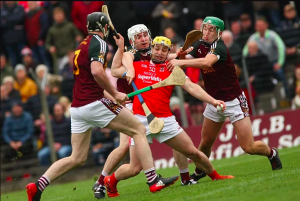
[73,49,81,75]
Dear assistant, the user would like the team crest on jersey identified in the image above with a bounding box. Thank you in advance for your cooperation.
[99,50,105,58]
[159,67,165,72]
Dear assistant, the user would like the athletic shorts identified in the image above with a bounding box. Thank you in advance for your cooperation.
[125,103,133,111]
[130,115,183,145]
[203,92,250,123]
[70,98,123,133]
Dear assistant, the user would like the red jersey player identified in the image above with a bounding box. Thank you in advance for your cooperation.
[167,16,282,182]
[26,13,178,201]
[103,36,234,198]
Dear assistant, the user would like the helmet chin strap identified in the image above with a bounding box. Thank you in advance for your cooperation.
[139,47,150,53]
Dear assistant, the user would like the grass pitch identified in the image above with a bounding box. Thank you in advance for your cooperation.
[2,146,300,201]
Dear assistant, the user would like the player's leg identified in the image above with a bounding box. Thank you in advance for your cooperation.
[173,149,196,185]
[164,131,234,181]
[104,144,142,197]
[105,108,179,192]
[231,92,282,171]
[92,133,129,199]
[233,117,282,170]
[26,129,92,201]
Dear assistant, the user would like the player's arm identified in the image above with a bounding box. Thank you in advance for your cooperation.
[110,34,127,78]
[167,54,218,70]
[167,47,194,61]
[182,78,226,110]
[121,52,135,84]
[91,61,119,97]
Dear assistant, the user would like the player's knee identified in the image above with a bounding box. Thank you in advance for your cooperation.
[184,149,200,161]
[131,166,142,176]
[70,155,87,167]
[241,145,255,155]
[200,139,214,150]
[132,124,146,136]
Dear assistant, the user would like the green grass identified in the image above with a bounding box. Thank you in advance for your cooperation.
[2,146,300,201]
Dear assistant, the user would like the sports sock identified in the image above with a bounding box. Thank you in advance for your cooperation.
[37,175,50,192]
[98,170,108,185]
[179,168,190,182]
[194,168,205,175]
[207,170,221,180]
[144,167,158,183]
[108,172,119,186]
[268,148,275,159]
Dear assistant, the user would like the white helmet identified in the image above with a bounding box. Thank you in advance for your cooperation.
[127,24,151,52]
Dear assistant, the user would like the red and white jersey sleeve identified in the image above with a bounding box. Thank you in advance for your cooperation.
[132,61,174,117]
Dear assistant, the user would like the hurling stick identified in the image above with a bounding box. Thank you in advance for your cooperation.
[131,81,164,134]
[102,5,119,39]
[128,66,186,98]
[175,30,203,59]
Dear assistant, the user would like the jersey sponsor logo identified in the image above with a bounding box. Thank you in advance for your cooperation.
[141,64,148,68]
[137,74,162,82]
[202,67,216,74]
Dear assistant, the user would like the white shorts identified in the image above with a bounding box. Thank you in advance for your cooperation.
[125,103,133,111]
[70,98,123,133]
[130,115,183,145]
[203,92,250,123]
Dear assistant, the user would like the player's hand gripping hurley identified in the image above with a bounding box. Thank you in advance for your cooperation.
[102,5,119,39]
[176,30,203,59]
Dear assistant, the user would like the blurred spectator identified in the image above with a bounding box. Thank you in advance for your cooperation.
[1,1,26,67]
[60,50,74,101]
[1,85,12,119]
[243,17,290,99]
[45,7,83,72]
[58,96,71,118]
[230,20,241,40]
[291,66,300,108]
[234,63,257,115]
[25,83,58,128]
[36,113,46,150]
[25,1,51,68]
[1,54,14,82]
[252,1,281,29]
[132,2,158,29]
[60,50,75,80]
[151,1,181,35]
[91,128,118,166]
[71,1,104,37]
[2,100,34,162]
[163,26,184,54]
[194,18,203,31]
[18,1,44,13]
[170,96,194,127]
[280,4,300,30]
[2,76,21,101]
[222,30,242,63]
[38,103,72,166]
[221,1,244,27]
[36,64,62,97]
[245,41,276,94]
[43,1,71,26]
[21,47,39,75]
[13,64,38,103]
[240,13,255,35]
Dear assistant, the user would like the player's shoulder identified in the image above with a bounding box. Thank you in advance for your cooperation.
[212,39,226,49]
[192,40,202,48]
[89,34,108,52]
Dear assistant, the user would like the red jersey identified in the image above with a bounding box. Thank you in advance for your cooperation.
[71,34,109,107]
[188,39,242,101]
[132,61,174,117]
[117,48,151,100]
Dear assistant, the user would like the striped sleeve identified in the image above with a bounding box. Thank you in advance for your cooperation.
[272,31,286,66]
[89,35,108,64]
[208,40,227,62]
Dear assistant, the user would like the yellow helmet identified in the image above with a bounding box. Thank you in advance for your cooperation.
[152,36,172,49]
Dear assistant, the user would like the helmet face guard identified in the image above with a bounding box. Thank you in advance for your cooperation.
[151,36,173,64]
[127,24,151,52]
[87,12,110,41]
[200,16,225,43]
